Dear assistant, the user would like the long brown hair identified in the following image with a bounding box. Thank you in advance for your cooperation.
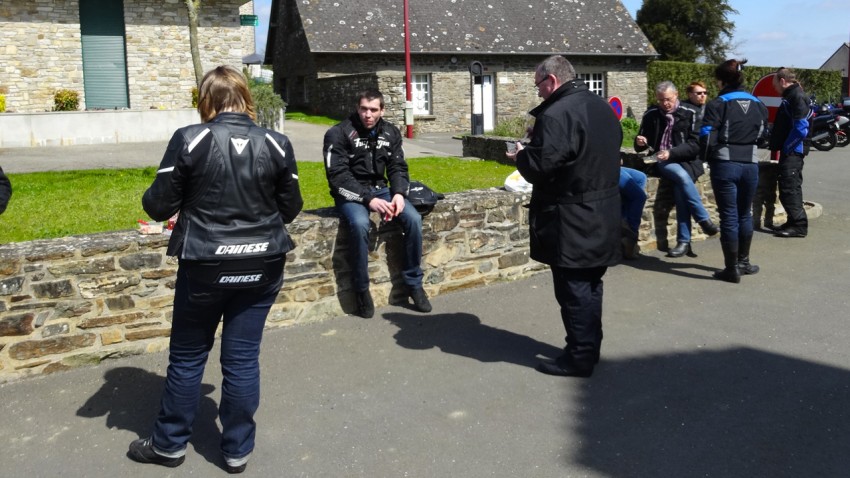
[714,59,748,88]
[196,65,256,123]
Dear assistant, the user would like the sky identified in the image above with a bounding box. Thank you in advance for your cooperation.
[253,0,849,70]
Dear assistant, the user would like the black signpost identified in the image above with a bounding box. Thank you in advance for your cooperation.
[469,61,484,135]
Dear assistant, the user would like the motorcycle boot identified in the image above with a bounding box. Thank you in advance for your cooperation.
[713,241,741,283]
[737,234,759,275]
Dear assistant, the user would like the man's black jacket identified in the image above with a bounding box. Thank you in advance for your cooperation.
[516,79,622,268]
[323,113,409,205]
[635,103,703,181]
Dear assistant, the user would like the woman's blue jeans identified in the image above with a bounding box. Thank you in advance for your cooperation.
[152,265,283,461]
[657,160,710,243]
[335,187,424,292]
[709,160,759,243]
[619,167,648,234]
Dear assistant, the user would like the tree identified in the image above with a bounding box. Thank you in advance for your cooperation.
[185,0,204,86]
[636,0,737,63]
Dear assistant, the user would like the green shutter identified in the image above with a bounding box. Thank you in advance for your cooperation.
[80,0,129,109]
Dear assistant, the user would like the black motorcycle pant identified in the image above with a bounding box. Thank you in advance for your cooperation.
[777,152,808,231]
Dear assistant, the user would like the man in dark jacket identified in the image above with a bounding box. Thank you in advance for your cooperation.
[0,166,10,215]
[769,68,809,238]
[507,55,621,377]
[324,89,431,318]
[635,81,718,258]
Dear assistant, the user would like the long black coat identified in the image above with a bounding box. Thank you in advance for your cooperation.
[516,80,622,268]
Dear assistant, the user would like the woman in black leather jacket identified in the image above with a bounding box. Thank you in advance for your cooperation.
[129,65,302,473]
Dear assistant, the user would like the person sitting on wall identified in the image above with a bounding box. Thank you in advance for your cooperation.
[634,81,718,258]
[323,89,432,319]
[619,166,647,259]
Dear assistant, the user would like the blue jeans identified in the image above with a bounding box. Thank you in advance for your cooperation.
[657,160,710,243]
[709,160,758,243]
[152,264,284,461]
[619,167,647,234]
[336,187,424,292]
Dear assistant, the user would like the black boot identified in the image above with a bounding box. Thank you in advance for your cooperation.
[667,242,691,258]
[737,234,760,275]
[699,219,719,236]
[713,241,740,283]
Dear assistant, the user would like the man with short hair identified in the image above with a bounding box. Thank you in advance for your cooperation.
[635,81,718,257]
[507,55,621,378]
[324,89,431,318]
[769,67,809,238]
[682,81,709,126]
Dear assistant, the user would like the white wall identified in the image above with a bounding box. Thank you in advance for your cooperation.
[0,109,200,148]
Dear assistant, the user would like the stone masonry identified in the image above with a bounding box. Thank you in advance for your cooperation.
[1,0,255,113]
[0,190,544,383]
[298,55,648,133]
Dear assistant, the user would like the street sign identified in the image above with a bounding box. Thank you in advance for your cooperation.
[608,96,623,121]
[752,73,780,124]
[240,14,258,26]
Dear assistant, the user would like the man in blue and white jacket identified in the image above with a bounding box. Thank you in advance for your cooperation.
[769,67,810,238]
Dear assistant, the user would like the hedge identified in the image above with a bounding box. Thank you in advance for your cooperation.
[647,61,843,107]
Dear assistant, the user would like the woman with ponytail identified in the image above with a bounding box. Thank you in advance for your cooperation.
[699,59,769,283]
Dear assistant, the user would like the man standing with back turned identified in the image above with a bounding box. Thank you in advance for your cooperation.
[769,67,809,238]
[507,55,622,377]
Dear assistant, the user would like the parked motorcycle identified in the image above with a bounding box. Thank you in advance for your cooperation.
[809,103,839,152]
[825,107,850,147]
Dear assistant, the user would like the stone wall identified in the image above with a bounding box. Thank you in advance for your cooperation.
[462,136,789,251]
[280,52,649,133]
[0,190,543,383]
[0,0,254,113]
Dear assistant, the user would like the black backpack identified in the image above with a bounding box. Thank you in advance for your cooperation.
[407,181,444,216]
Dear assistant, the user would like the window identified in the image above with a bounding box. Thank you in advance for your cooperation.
[411,74,431,114]
[577,72,605,97]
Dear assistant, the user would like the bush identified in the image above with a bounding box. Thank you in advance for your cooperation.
[0,95,5,113]
[621,117,639,147]
[491,116,526,138]
[647,61,843,107]
[250,81,286,130]
[53,89,79,111]
[191,87,198,108]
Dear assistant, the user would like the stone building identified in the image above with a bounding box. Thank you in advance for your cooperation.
[264,0,656,133]
[0,0,257,113]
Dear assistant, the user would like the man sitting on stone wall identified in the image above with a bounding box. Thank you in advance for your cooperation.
[323,89,431,318]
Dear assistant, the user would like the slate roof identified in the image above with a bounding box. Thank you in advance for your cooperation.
[291,0,655,56]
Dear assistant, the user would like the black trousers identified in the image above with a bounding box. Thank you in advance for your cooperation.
[778,152,808,231]
[550,266,608,369]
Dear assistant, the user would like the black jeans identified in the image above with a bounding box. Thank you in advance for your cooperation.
[778,152,808,231]
[550,266,607,369]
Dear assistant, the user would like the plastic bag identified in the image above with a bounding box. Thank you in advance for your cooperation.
[504,170,533,193]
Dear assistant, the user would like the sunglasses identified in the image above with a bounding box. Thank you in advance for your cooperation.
[693,91,707,95]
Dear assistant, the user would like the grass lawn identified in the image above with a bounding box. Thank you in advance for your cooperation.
[0,158,515,244]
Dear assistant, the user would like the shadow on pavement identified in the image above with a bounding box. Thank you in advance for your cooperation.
[76,366,223,468]
[384,312,563,369]
[573,348,850,476]
[619,252,718,280]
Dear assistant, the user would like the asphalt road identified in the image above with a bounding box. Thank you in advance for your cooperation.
[0,146,849,477]
[0,121,464,173]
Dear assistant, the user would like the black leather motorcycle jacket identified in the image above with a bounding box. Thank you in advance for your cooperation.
[143,112,303,263]
[323,113,410,205]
